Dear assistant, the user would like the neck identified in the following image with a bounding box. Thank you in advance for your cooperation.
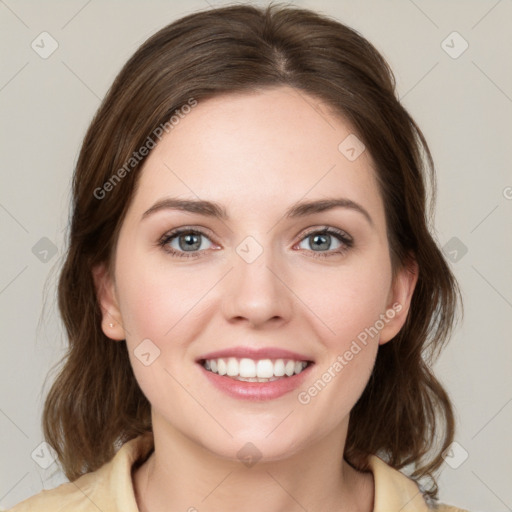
[134,413,374,512]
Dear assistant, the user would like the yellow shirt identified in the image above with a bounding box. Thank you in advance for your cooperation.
[8,433,468,511]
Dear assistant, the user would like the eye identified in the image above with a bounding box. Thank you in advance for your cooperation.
[158,228,216,258]
[295,227,353,259]
[158,226,353,260]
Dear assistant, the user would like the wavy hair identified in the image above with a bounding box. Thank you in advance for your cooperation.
[42,3,462,500]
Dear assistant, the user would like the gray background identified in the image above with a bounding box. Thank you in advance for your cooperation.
[1,0,511,510]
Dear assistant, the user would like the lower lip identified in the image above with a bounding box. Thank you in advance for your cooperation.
[198,363,313,401]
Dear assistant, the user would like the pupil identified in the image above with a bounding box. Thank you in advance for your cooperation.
[312,234,329,251]
[181,233,200,251]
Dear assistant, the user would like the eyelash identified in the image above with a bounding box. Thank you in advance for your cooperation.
[157,226,353,260]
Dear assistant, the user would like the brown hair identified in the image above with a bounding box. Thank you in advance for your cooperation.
[42,2,462,500]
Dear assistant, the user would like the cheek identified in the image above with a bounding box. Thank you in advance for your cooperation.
[301,258,392,351]
[294,272,389,427]
[292,254,391,410]
[115,250,212,342]
[114,258,209,406]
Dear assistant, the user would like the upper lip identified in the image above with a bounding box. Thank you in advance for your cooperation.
[197,346,314,363]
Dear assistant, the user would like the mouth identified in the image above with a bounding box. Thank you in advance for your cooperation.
[195,347,315,401]
[200,357,312,382]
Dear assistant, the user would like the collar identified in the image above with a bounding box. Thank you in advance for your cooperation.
[105,433,430,512]
[367,454,430,512]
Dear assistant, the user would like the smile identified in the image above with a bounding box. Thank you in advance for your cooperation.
[202,357,310,382]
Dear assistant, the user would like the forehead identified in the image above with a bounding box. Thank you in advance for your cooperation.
[126,86,384,225]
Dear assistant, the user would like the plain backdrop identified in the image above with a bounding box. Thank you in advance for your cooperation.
[1,1,511,510]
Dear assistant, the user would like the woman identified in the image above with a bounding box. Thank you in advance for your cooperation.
[10,4,467,511]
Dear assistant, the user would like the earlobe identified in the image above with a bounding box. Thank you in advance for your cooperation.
[378,259,419,345]
[91,263,126,341]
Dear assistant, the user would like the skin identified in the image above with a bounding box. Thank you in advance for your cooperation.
[93,86,418,512]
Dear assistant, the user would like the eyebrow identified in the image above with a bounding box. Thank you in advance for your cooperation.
[141,197,373,226]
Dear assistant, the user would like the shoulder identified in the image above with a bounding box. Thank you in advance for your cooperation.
[8,433,154,512]
[7,478,97,511]
[431,505,470,512]
[367,454,470,512]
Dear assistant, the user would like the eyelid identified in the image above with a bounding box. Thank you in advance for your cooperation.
[159,225,216,242]
[298,225,353,242]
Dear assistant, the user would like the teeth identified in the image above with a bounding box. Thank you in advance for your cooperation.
[227,357,238,376]
[256,359,274,379]
[202,357,309,380]
[239,358,256,377]
[273,359,285,377]
[218,359,227,376]
[285,360,295,376]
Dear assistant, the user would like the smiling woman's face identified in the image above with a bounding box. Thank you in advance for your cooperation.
[95,85,416,461]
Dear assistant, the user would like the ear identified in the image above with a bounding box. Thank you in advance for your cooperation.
[92,262,126,341]
[378,257,419,345]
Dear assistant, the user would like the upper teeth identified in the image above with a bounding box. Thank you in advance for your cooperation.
[203,358,308,379]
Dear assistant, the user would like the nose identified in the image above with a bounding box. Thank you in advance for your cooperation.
[221,244,294,328]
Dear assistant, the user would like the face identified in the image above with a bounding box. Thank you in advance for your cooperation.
[94,86,416,462]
